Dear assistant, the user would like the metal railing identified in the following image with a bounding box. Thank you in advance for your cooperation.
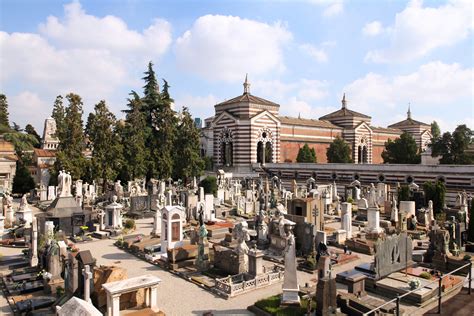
[362,261,472,316]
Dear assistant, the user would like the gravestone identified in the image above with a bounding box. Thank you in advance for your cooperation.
[373,232,413,280]
[316,255,337,316]
[341,202,352,238]
[281,228,300,305]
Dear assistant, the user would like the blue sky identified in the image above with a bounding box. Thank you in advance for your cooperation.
[1,0,472,134]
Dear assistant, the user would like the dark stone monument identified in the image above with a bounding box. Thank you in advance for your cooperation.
[316,256,337,316]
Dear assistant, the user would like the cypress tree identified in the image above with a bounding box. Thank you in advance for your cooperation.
[296,143,317,163]
[55,93,86,179]
[0,94,9,128]
[327,136,352,163]
[121,91,148,181]
[86,100,122,190]
[51,95,66,141]
[174,107,204,181]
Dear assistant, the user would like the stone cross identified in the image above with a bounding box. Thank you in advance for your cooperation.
[83,265,93,303]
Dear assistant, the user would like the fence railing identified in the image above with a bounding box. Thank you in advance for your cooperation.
[362,261,472,316]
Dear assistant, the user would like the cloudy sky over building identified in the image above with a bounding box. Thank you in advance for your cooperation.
[1,0,472,132]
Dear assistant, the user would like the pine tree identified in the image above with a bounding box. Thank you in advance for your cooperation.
[86,100,122,190]
[0,94,9,128]
[25,124,41,147]
[174,107,204,181]
[55,93,86,179]
[121,91,148,181]
[327,136,352,163]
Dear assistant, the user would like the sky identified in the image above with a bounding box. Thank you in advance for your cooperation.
[0,0,473,134]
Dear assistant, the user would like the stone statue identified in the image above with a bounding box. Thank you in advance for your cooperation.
[19,194,28,210]
[233,221,251,256]
[368,183,378,208]
[428,200,434,222]
[278,215,286,238]
[391,196,398,222]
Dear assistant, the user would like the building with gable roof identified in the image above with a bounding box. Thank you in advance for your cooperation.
[201,76,432,170]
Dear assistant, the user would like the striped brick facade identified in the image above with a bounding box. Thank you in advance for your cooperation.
[201,81,431,168]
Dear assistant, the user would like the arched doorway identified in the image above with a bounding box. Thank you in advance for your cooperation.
[256,128,273,164]
[219,128,233,167]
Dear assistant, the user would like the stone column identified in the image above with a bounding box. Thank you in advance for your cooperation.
[107,294,121,316]
[30,217,38,267]
[0,215,4,238]
[99,210,105,231]
[83,265,92,303]
[149,286,158,311]
[166,190,172,206]
[5,206,14,228]
[152,209,161,236]
[341,202,352,238]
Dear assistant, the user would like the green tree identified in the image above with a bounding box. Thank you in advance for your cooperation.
[326,136,352,163]
[431,124,474,164]
[25,124,41,147]
[397,185,411,204]
[423,180,446,215]
[120,91,148,181]
[468,201,474,242]
[200,176,217,196]
[141,63,177,179]
[0,94,9,128]
[12,159,35,194]
[86,100,122,190]
[296,143,317,163]
[382,132,420,164]
[51,95,66,141]
[173,107,204,181]
[54,93,86,179]
[431,121,441,140]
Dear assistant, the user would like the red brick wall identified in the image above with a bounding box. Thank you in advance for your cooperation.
[281,141,331,163]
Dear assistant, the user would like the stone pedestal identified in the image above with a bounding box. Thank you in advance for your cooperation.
[366,207,383,234]
[335,230,347,244]
[151,209,161,236]
[400,201,415,218]
[315,230,327,247]
[248,249,264,276]
[281,232,299,306]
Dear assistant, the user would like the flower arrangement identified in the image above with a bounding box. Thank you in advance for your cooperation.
[408,278,421,290]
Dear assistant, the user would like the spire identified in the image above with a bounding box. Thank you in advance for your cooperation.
[341,93,347,109]
[243,73,250,94]
[407,103,411,119]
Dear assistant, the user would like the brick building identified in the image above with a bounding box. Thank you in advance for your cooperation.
[201,77,431,171]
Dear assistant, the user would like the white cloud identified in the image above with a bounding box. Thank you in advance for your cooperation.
[343,61,473,126]
[362,21,384,36]
[308,0,344,17]
[175,15,292,82]
[299,43,328,63]
[251,78,332,119]
[38,1,172,60]
[9,92,49,130]
[365,0,473,63]
[0,1,172,131]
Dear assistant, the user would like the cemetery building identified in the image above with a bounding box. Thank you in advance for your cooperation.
[0,137,17,193]
[201,77,432,170]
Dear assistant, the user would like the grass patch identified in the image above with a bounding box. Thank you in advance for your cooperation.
[254,295,315,316]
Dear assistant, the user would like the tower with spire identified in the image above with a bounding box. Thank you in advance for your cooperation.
[341,93,347,109]
[407,103,411,119]
[243,74,250,94]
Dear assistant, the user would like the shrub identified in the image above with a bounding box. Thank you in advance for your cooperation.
[200,176,217,196]
[463,254,471,261]
[419,272,431,280]
[347,197,354,204]
[124,219,135,230]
